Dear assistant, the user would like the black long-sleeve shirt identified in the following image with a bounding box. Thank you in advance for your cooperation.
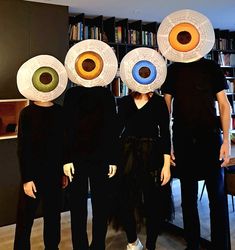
[17,103,64,183]
[117,93,171,155]
[63,86,120,165]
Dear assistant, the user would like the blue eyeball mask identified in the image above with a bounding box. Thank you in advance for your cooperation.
[120,47,167,93]
[17,55,68,102]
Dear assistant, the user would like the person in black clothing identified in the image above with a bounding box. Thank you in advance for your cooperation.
[115,47,173,250]
[63,39,119,250]
[117,91,173,250]
[158,9,231,250]
[14,55,68,250]
[162,58,231,250]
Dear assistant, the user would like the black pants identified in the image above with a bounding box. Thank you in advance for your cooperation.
[173,130,230,250]
[69,160,110,250]
[180,168,230,250]
[14,179,62,250]
[120,170,172,250]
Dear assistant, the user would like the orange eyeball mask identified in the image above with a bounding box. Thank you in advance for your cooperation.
[75,51,103,80]
[157,9,215,63]
[169,23,200,52]
[65,39,118,87]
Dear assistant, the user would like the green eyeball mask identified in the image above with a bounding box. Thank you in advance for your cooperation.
[32,67,59,92]
[17,55,68,102]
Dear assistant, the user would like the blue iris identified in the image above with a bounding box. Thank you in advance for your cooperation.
[132,60,157,85]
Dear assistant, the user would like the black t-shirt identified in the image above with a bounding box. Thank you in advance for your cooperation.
[161,58,227,133]
[63,86,119,165]
[117,93,171,155]
[17,103,64,183]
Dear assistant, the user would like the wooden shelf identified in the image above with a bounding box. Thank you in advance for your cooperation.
[0,99,29,140]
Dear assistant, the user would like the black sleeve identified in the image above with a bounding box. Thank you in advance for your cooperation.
[161,64,175,96]
[17,109,35,183]
[116,96,129,137]
[104,90,121,165]
[210,60,228,94]
[158,97,171,155]
[63,88,75,164]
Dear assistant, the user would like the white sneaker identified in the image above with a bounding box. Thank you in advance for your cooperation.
[126,238,143,250]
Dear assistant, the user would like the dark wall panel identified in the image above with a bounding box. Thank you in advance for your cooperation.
[28,2,69,62]
[0,1,30,99]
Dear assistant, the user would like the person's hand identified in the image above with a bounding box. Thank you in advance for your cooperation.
[161,154,171,186]
[62,175,69,188]
[161,166,171,186]
[23,181,37,198]
[108,165,117,178]
[220,141,231,167]
[63,163,75,182]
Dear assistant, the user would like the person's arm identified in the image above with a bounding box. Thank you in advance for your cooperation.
[158,96,171,185]
[163,93,176,166]
[217,90,232,167]
[161,154,171,185]
[164,93,173,113]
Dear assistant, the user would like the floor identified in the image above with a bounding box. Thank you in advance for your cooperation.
[0,179,234,250]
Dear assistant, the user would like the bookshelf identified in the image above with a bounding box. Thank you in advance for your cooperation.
[205,29,235,123]
[68,13,160,97]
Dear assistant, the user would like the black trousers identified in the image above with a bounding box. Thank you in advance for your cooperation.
[120,170,172,250]
[68,160,110,250]
[173,129,230,250]
[14,179,62,250]
[180,168,230,250]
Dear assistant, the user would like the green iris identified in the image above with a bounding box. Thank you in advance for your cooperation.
[32,67,59,92]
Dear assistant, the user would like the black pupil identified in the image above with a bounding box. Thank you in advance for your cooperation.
[139,67,151,78]
[82,59,96,72]
[40,72,52,84]
[177,31,192,44]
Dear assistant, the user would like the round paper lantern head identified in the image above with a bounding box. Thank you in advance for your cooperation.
[65,39,118,87]
[17,55,68,102]
[120,47,167,93]
[157,9,215,63]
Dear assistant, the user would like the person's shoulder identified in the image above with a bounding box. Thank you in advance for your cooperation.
[95,87,117,101]
[152,92,164,103]
[167,62,180,68]
[21,103,34,113]
[167,62,182,73]
[19,103,35,119]
[52,102,63,111]
[96,86,113,95]
[200,58,218,66]
[201,58,221,71]
[118,95,131,104]
[65,85,82,96]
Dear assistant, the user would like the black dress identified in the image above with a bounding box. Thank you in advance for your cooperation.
[116,93,173,250]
